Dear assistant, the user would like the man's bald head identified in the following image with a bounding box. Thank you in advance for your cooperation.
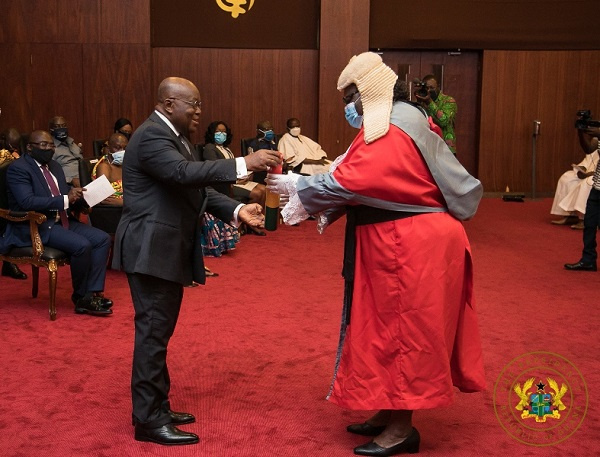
[155,77,202,137]
[157,77,199,103]
[107,133,128,153]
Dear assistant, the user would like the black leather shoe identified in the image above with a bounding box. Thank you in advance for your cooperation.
[1,262,27,280]
[169,410,195,425]
[134,423,199,445]
[354,427,420,456]
[74,296,113,316]
[347,422,387,436]
[564,261,597,271]
[94,296,113,308]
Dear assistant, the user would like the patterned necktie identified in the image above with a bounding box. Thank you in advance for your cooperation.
[41,165,69,228]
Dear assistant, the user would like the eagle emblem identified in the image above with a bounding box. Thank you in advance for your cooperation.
[513,378,568,422]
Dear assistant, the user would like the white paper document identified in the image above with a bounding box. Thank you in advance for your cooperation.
[82,174,116,207]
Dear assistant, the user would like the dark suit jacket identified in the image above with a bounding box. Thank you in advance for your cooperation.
[0,154,69,251]
[112,111,239,285]
[202,143,234,196]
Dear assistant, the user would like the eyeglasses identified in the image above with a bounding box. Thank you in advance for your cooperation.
[167,97,201,110]
[50,124,67,129]
[342,91,360,105]
[29,141,56,149]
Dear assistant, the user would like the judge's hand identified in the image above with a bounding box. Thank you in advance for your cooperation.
[244,150,281,172]
[266,172,300,196]
[68,187,85,204]
[239,203,265,228]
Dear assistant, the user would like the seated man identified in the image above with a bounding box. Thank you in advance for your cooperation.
[50,116,84,187]
[92,132,128,206]
[277,118,331,175]
[245,120,279,184]
[2,130,113,316]
[551,126,600,228]
[0,128,27,280]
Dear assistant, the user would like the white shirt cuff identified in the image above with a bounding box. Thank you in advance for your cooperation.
[235,157,248,179]
[231,204,245,226]
[63,196,69,210]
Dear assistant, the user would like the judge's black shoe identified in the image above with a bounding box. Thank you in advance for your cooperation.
[74,296,113,316]
[1,262,27,280]
[354,427,420,456]
[564,261,597,271]
[347,422,387,436]
[134,423,199,446]
[94,295,113,308]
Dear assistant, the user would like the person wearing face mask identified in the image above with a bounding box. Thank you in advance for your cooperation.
[414,75,458,154]
[1,130,113,317]
[49,116,84,187]
[203,120,266,236]
[266,52,484,456]
[91,133,129,206]
[277,118,332,175]
[245,120,279,185]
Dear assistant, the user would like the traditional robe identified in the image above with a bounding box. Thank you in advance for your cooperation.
[294,118,485,410]
[278,133,332,175]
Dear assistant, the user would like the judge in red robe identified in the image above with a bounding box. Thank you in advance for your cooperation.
[267,52,485,457]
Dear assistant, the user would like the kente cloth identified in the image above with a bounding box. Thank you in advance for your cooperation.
[92,155,123,198]
[296,126,485,410]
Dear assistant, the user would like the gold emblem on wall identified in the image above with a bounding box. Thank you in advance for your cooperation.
[216,0,255,19]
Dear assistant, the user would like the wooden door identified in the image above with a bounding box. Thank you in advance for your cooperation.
[380,50,481,177]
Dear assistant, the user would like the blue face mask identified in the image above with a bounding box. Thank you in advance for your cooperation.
[214,132,227,145]
[344,100,363,129]
[260,129,275,141]
[111,150,125,165]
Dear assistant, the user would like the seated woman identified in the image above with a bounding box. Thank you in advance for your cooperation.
[92,132,127,206]
[203,121,266,235]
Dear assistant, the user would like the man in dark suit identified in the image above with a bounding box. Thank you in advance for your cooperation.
[2,130,113,316]
[112,77,281,445]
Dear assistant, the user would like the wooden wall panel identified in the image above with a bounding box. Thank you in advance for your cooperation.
[30,44,84,140]
[479,50,600,194]
[152,48,319,152]
[99,0,150,44]
[318,0,371,159]
[0,44,33,134]
[82,44,153,153]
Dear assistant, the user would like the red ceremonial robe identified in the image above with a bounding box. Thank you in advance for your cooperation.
[327,125,485,410]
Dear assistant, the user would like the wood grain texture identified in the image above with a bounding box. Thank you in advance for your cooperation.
[152,48,319,153]
[479,50,600,193]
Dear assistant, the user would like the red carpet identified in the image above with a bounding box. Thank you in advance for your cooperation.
[0,197,598,456]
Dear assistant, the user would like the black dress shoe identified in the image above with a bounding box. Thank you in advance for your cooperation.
[94,296,113,308]
[564,261,597,271]
[347,422,387,436]
[1,262,27,280]
[354,427,420,456]
[134,423,199,445]
[169,410,195,425]
[74,296,113,316]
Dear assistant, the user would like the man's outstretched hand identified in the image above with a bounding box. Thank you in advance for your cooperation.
[239,203,265,228]
[244,150,282,172]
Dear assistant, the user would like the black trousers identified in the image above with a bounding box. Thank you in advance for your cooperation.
[582,188,600,265]
[127,273,184,428]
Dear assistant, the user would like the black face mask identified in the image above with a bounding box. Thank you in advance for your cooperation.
[52,127,68,141]
[118,131,131,140]
[30,147,55,164]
